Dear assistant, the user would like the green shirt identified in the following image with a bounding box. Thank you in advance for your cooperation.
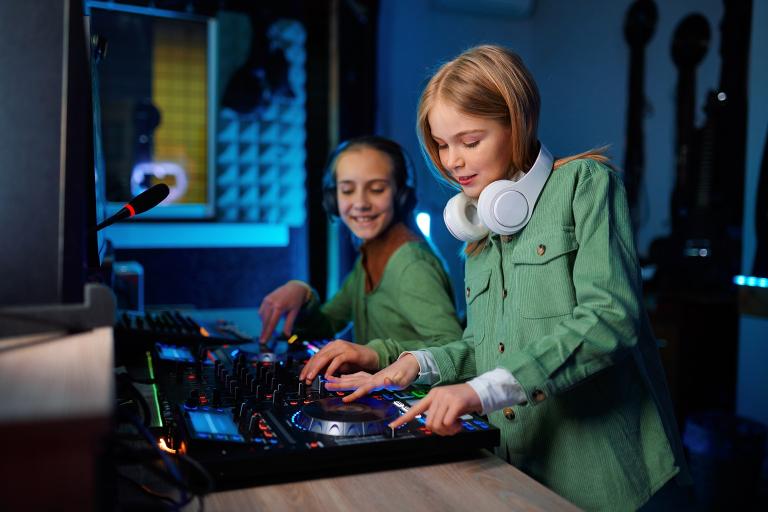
[296,241,463,367]
[425,159,689,511]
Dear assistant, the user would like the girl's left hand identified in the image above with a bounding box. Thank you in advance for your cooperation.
[389,384,483,436]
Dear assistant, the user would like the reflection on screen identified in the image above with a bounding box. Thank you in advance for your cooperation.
[189,410,241,439]
[90,5,214,218]
[155,343,195,363]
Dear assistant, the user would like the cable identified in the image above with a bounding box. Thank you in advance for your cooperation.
[116,472,179,508]
[113,410,212,510]
[118,410,188,505]
[116,373,153,427]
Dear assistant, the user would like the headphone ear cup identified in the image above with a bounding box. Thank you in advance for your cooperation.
[397,185,417,217]
[322,187,338,216]
[443,193,490,242]
[476,180,530,235]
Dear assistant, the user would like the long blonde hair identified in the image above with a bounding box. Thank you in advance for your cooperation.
[416,45,608,255]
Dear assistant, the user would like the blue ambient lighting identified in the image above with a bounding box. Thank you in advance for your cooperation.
[416,212,431,238]
[733,275,768,288]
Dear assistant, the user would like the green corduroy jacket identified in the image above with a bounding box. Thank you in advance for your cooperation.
[296,240,463,367]
[424,159,689,511]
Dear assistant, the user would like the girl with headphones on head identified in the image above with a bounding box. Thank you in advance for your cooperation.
[326,46,690,511]
[258,136,463,381]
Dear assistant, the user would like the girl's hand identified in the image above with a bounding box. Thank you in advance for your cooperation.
[388,384,482,436]
[325,353,421,403]
[258,281,309,343]
[299,340,380,384]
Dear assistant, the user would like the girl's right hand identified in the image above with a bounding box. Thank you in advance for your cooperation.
[258,281,310,343]
[325,353,421,403]
[299,340,380,384]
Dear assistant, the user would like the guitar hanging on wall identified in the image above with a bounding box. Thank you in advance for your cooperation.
[668,14,710,241]
[655,0,753,292]
[622,0,658,232]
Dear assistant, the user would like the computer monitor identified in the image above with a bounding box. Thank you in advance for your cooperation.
[87,2,217,219]
[0,0,105,306]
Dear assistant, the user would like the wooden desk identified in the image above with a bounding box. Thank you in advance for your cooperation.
[201,450,580,512]
[0,327,113,512]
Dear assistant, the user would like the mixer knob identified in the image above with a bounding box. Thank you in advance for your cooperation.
[212,389,222,407]
[276,383,284,393]
[297,382,305,398]
[270,377,277,391]
[254,384,262,400]
[234,386,241,403]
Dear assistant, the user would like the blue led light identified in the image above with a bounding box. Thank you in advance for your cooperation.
[416,212,431,238]
[733,275,768,288]
[290,411,304,430]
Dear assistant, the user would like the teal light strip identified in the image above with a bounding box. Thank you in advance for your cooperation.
[327,221,340,298]
[106,222,289,249]
[733,275,768,288]
[145,351,164,428]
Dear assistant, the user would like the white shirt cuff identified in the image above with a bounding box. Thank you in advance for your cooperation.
[399,350,440,386]
[467,367,527,415]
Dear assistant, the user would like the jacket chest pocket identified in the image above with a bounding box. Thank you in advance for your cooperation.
[511,228,578,318]
[464,269,492,345]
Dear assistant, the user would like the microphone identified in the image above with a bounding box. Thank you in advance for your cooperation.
[95,183,170,231]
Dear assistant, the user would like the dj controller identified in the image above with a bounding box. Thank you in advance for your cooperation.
[142,337,500,488]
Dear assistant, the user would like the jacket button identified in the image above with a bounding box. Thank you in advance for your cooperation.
[498,342,505,354]
[502,288,508,299]
[537,244,546,256]
[466,287,471,298]
[503,407,515,421]
[532,389,546,403]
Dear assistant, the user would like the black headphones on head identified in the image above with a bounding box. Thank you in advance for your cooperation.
[322,135,417,220]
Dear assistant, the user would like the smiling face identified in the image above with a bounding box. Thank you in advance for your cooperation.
[335,146,397,241]
[427,99,515,199]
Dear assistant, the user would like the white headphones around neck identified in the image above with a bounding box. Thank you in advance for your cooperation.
[443,143,553,241]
